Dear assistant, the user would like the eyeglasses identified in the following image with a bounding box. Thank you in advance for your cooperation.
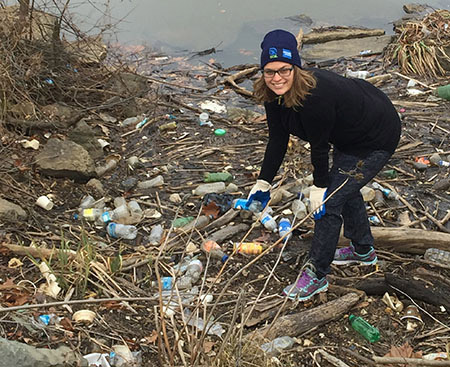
[262,67,293,79]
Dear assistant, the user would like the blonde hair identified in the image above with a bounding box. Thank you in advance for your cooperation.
[253,66,317,108]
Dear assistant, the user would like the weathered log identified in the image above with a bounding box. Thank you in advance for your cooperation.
[207,223,250,243]
[385,273,450,311]
[339,227,450,254]
[303,27,385,44]
[247,292,361,340]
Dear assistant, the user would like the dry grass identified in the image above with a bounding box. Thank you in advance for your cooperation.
[385,9,450,77]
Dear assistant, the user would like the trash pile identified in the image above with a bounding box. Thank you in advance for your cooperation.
[0,3,449,367]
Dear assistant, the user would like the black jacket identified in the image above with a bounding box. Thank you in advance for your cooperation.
[259,68,401,187]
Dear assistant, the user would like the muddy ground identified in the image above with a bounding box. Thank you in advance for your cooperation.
[0,41,449,366]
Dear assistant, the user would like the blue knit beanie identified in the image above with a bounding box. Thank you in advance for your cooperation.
[260,29,302,69]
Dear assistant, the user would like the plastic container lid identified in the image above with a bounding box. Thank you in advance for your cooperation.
[214,128,226,136]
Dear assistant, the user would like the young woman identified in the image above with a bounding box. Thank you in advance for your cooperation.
[248,29,401,301]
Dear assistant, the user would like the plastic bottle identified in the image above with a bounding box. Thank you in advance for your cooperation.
[198,112,213,127]
[107,222,138,240]
[433,83,450,101]
[291,199,307,219]
[371,182,399,200]
[260,212,277,232]
[184,309,225,337]
[176,259,203,289]
[278,218,292,242]
[381,169,397,179]
[349,314,380,342]
[233,198,263,213]
[360,186,375,202]
[151,276,173,290]
[373,190,386,208]
[181,215,211,231]
[80,208,103,221]
[80,195,96,209]
[204,172,233,183]
[234,242,263,255]
[137,175,164,189]
[193,182,226,196]
[127,200,143,216]
[430,154,450,167]
[172,216,194,228]
[101,204,130,223]
[260,336,295,354]
[345,69,373,79]
[149,224,164,245]
[202,240,229,263]
[368,215,381,225]
[424,248,450,266]
[114,197,127,208]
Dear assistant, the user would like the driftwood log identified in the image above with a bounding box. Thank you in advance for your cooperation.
[302,27,385,44]
[339,227,450,254]
[247,292,361,340]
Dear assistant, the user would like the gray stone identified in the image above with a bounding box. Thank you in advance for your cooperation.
[301,35,393,62]
[68,120,103,160]
[0,198,27,222]
[121,177,138,191]
[0,337,86,367]
[36,138,96,182]
[86,178,105,196]
[108,72,148,97]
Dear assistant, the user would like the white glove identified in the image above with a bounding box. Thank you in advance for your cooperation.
[309,185,327,219]
[248,179,271,198]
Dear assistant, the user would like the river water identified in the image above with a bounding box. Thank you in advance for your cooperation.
[8,0,450,66]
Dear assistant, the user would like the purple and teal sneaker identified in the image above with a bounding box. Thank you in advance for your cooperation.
[283,267,329,301]
[332,243,377,265]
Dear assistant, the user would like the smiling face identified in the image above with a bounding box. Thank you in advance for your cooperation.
[263,61,295,96]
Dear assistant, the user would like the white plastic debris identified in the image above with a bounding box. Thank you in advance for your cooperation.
[199,100,227,114]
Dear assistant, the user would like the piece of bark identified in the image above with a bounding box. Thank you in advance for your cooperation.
[302,27,385,44]
[204,208,239,231]
[385,273,450,311]
[373,356,450,366]
[207,223,249,243]
[246,292,361,340]
[339,227,450,255]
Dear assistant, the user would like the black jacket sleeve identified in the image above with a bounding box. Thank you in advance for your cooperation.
[258,102,290,184]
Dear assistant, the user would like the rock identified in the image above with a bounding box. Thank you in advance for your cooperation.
[302,27,385,45]
[41,104,80,125]
[433,178,450,191]
[403,4,429,14]
[36,138,96,182]
[68,120,104,160]
[301,35,393,62]
[0,199,27,222]
[121,177,138,191]
[107,72,148,97]
[86,178,105,196]
[63,35,107,65]
[0,337,86,367]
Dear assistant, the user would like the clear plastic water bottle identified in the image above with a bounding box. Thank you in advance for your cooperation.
[137,175,164,189]
[101,204,130,223]
[201,240,229,263]
[260,212,277,232]
[261,336,295,354]
[424,248,450,266]
[278,218,292,242]
[371,182,399,200]
[107,222,138,240]
[176,259,203,289]
[80,208,103,221]
[291,199,307,219]
[149,224,164,245]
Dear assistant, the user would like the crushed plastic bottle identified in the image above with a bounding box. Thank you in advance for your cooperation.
[424,248,450,266]
[260,336,295,354]
[291,199,307,219]
[148,224,164,245]
[106,223,138,240]
[80,195,96,209]
[201,240,229,262]
[176,259,203,289]
[184,309,225,337]
[137,175,164,189]
[260,211,277,232]
[127,200,143,216]
[204,172,233,183]
[193,182,226,196]
[349,314,380,342]
[278,218,292,242]
[101,205,130,223]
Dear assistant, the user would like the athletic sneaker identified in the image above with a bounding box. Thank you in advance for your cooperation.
[283,267,329,302]
[332,243,377,265]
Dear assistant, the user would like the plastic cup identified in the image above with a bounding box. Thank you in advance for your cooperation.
[36,195,54,210]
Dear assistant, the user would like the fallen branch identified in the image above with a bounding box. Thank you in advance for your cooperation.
[373,356,450,366]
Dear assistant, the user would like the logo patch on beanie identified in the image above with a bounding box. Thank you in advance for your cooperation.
[282,49,292,59]
[269,47,278,59]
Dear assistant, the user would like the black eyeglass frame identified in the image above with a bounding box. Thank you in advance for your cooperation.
[262,66,294,78]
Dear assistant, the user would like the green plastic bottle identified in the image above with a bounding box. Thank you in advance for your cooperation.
[349,314,380,342]
[434,84,450,101]
[204,172,233,183]
[172,216,194,228]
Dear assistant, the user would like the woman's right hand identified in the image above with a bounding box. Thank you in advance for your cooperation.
[247,179,271,208]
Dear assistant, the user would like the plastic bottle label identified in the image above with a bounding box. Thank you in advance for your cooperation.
[102,211,112,223]
[83,208,94,219]
[107,223,117,238]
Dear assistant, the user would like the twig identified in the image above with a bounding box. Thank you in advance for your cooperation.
[316,349,352,367]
